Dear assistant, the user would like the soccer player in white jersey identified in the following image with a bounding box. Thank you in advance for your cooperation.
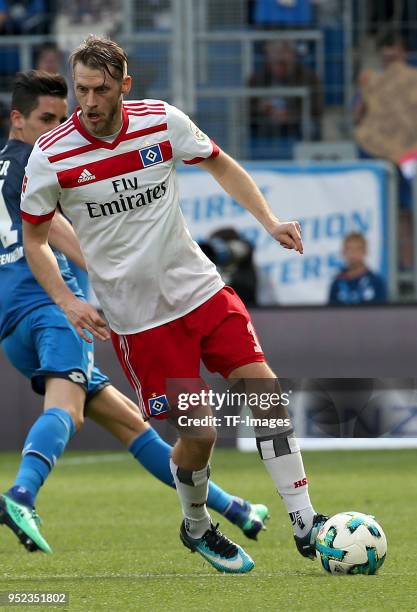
[21,36,327,573]
[0,70,270,555]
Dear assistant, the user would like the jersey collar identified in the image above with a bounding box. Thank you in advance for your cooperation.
[73,106,129,150]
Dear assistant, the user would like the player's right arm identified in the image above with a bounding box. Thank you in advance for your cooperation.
[23,218,109,342]
[49,209,87,270]
[166,103,302,253]
[21,146,109,342]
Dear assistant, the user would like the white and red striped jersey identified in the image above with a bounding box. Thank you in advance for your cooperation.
[21,100,224,334]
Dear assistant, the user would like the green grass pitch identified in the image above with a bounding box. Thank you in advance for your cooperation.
[0,448,416,611]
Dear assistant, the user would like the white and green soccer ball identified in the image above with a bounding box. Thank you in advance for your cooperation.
[315,511,387,575]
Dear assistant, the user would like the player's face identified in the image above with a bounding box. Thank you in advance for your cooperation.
[343,240,366,268]
[73,62,132,137]
[19,96,68,145]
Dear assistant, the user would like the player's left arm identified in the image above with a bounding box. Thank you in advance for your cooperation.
[49,210,87,271]
[199,150,303,254]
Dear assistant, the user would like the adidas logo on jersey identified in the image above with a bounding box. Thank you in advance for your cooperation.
[77,168,96,183]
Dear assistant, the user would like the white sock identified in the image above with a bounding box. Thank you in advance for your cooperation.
[258,436,315,537]
[170,458,211,538]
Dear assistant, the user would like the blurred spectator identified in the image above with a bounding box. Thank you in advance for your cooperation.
[366,1,417,51]
[54,0,121,34]
[0,0,50,34]
[199,228,258,306]
[53,0,122,110]
[137,0,171,30]
[328,233,387,305]
[353,31,408,126]
[34,42,63,74]
[249,40,323,144]
[55,0,118,26]
[353,31,413,269]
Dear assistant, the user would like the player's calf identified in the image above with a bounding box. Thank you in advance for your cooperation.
[256,430,329,558]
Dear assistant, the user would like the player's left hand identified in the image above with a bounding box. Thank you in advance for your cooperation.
[268,220,303,254]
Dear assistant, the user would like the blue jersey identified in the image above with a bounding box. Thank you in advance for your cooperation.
[0,139,83,340]
[328,269,387,305]
[254,0,313,26]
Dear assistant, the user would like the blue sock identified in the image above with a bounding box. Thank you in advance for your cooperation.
[129,428,174,487]
[9,408,75,507]
[207,480,234,514]
[128,428,234,514]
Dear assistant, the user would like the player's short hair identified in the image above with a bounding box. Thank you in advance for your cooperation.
[11,70,67,117]
[343,232,367,248]
[69,35,128,81]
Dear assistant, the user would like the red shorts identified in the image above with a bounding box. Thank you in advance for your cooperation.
[111,286,265,420]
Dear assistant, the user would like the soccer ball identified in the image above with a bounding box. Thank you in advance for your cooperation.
[315,511,387,575]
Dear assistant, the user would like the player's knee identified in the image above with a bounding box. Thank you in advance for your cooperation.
[181,426,217,457]
[67,407,84,432]
[198,424,217,449]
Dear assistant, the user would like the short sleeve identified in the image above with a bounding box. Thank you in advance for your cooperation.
[20,145,60,224]
[166,103,220,165]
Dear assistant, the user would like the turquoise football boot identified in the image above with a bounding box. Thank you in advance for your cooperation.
[180,521,254,573]
[0,494,52,553]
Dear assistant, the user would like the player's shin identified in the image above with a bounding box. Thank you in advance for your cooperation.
[129,427,235,511]
[8,407,76,507]
[256,428,315,537]
[169,457,212,538]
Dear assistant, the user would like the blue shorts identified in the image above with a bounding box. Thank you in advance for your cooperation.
[1,304,110,399]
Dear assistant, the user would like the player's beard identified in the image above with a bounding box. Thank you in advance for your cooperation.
[86,99,123,137]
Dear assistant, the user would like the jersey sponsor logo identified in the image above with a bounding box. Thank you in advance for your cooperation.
[86,180,167,219]
[78,168,96,183]
[148,393,170,417]
[21,174,27,194]
[112,176,145,192]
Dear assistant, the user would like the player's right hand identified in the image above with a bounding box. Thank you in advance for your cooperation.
[61,297,110,342]
[268,219,303,254]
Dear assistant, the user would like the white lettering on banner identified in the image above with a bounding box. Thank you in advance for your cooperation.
[179,166,385,305]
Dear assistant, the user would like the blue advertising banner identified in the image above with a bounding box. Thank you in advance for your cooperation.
[179,162,390,305]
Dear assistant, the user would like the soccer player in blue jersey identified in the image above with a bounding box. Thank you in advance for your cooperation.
[0,70,269,553]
